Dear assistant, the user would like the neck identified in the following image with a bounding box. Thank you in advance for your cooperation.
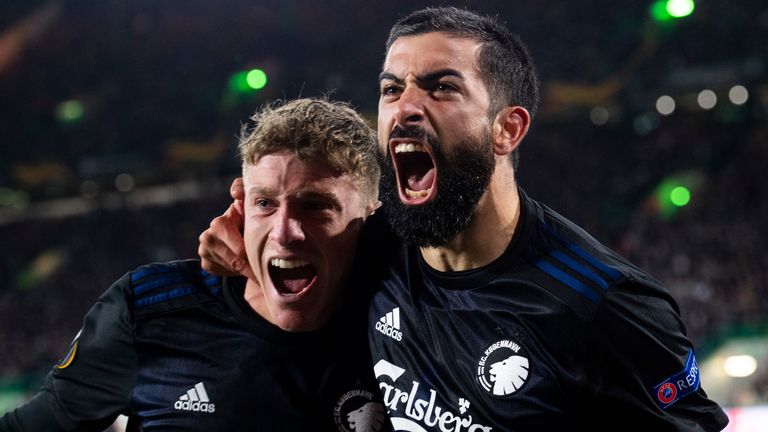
[243,279,266,315]
[420,166,520,272]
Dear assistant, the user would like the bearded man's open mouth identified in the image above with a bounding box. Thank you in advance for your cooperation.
[389,139,438,205]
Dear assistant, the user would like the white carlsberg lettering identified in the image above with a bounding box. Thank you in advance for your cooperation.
[403,381,424,420]
[376,360,493,432]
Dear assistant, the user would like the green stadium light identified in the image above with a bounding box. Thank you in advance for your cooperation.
[651,0,694,22]
[229,68,268,95]
[246,69,268,90]
[56,100,84,123]
[667,0,695,18]
[228,71,251,93]
[651,0,673,22]
[654,179,691,218]
[669,186,691,207]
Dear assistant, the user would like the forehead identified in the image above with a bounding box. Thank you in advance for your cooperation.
[244,151,358,195]
[384,32,483,77]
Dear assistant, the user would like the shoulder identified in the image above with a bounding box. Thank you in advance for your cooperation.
[525,200,624,303]
[523,196,671,321]
[127,259,223,316]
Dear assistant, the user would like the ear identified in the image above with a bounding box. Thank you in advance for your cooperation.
[491,106,531,157]
[364,200,383,219]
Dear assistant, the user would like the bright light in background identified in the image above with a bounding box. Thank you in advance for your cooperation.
[729,85,749,105]
[246,69,268,90]
[651,1,673,21]
[700,335,768,420]
[229,68,268,94]
[697,89,717,110]
[653,173,702,218]
[667,0,695,18]
[724,355,758,378]
[590,106,610,125]
[651,0,695,21]
[670,186,691,206]
[229,70,250,93]
[656,95,676,115]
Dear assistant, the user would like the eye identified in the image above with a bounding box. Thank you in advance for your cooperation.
[435,82,458,93]
[303,199,333,213]
[251,198,276,213]
[380,84,401,97]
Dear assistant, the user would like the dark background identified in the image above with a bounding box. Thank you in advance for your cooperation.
[1,0,766,408]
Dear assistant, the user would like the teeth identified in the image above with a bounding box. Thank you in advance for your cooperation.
[405,188,430,198]
[270,258,309,269]
[394,143,426,153]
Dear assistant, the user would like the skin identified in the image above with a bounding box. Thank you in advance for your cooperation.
[241,150,375,332]
[378,32,531,271]
[198,178,255,280]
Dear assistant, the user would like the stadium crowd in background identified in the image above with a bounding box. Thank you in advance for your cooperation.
[1,0,766,418]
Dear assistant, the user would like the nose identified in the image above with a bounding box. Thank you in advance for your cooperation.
[269,206,305,246]
[393,86,425,127]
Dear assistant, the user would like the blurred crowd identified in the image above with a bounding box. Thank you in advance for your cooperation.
[1,0,766,409]
[2,0,766,201]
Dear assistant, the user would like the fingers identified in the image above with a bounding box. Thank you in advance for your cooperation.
[233,198,245,219]
[230,177,245,201]
[198,227,239,276]
[198,202,253,279]
[224,196,245,224]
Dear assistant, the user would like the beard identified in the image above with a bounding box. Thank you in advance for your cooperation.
[379,126,495,247]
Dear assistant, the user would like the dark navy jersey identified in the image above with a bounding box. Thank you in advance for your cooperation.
[368,190,729,431]
[1,259,387,432]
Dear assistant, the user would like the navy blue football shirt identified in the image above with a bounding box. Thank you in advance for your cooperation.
[367,189,728,430]
[1,260,387,431]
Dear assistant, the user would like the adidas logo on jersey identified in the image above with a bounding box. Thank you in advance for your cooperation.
[375,307,403,341]
[174,382,216,413]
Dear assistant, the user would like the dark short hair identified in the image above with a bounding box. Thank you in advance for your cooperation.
[386,7,541,168]
[239,98,380,203]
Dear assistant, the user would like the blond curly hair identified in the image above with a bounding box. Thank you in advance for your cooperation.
[239,98,379,203]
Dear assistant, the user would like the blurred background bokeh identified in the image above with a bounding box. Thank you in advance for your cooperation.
[1,0,766,429]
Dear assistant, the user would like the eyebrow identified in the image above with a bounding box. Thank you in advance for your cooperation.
[378,71,403,85]
[295,190,342,211]
[379,68,465,85]
[248,186,277,197]
[248,187,342,207]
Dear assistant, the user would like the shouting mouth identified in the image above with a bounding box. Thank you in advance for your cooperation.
[268,258,317,297]
[390,140,438,205]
